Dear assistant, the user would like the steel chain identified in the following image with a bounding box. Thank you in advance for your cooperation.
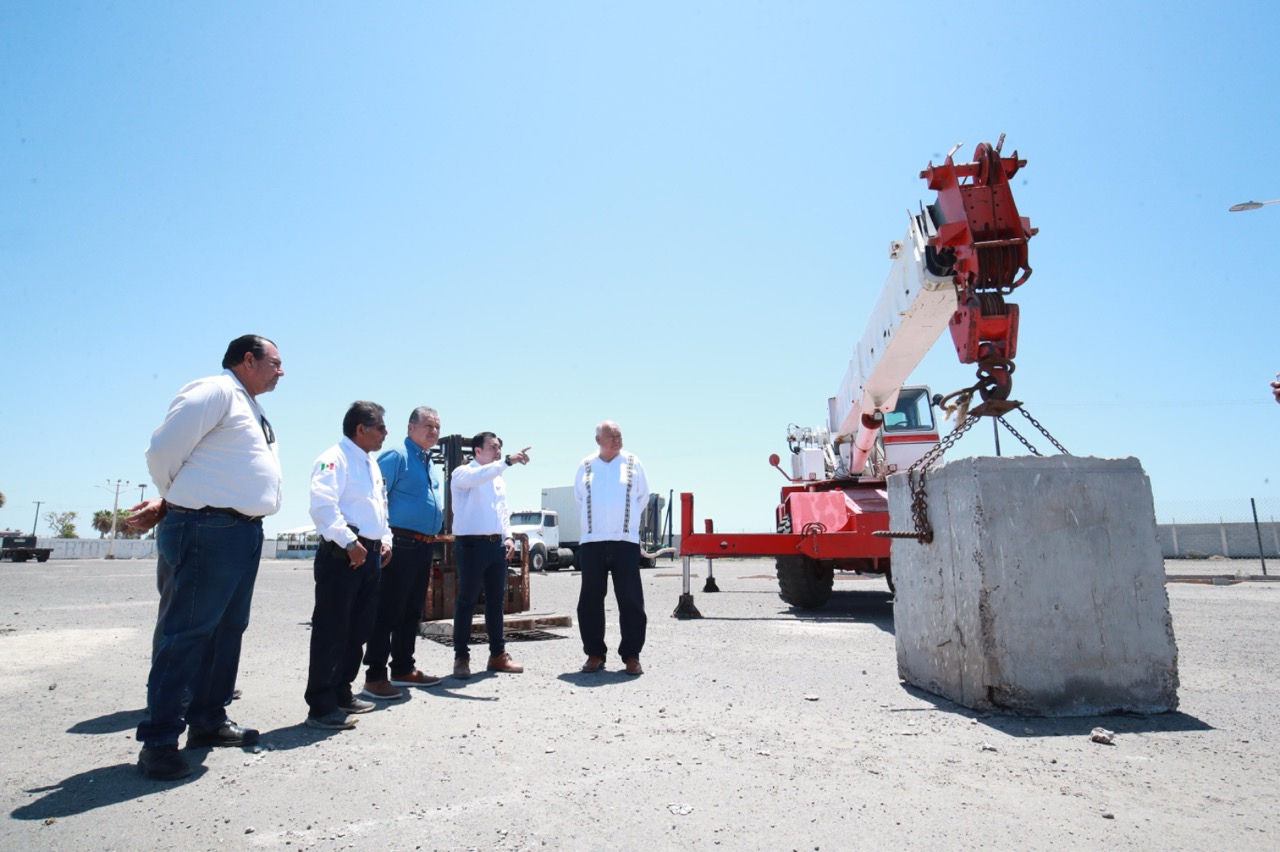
[891,404,1068,545]
[995,416,1042,456]
[903,412,983,543]
[1017,406,1070,455]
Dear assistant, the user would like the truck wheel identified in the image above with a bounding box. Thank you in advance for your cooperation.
[36,554,49,563]
[528,545,547,572]
[776,554,833,609]
[13,553,30,563]
[555,548,575,570]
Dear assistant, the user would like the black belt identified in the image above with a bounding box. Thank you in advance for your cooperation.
[168,504,263,523]
[390,526,442,543]
[457,534,503,542]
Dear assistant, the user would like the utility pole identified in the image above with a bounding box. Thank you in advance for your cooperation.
[138,483,147,504]
[98,479,130,560]
[32,501,43,537]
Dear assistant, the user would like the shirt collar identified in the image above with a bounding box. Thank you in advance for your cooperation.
[340,436,369,459]
[405,436,431,461]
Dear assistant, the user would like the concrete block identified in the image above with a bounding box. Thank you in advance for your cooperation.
[889,455,1179,716]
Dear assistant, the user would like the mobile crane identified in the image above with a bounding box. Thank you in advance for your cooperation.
[678,137,1037,609]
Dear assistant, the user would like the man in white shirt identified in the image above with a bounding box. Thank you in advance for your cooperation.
[574,421,650,676]
[132,334,285,780]
[449,431,530,679]
[304,401,394,730]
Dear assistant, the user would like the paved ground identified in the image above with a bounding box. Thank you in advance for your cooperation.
[1,555,1277,850]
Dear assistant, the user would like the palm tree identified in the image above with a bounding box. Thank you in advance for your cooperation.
[92,508,141,539]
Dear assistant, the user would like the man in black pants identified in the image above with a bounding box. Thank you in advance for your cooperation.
[574,421,651,676]
[304,401,393,730]
[361,406,446,701]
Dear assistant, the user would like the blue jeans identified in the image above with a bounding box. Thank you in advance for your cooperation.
[136,509,263,747]
[305,540,381,717]
[150,551,174,661]
[363,534,433,681]
[453,538,507,658]
[577,540,646,660]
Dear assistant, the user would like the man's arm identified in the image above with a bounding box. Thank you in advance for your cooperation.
[146,380,232,495]
[573,461,586,508]
[449,460,508,490]
[376,448,403,491]
[309,454,356,548]
[633,455,651,508]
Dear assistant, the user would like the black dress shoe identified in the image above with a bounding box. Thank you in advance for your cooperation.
[186,721,260,749]
[138,745,192,780]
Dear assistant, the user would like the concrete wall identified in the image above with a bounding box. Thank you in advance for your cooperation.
[28,538,293,559]
[889,455,1179,717]
[1157,522,1280,558]
[39,538,159,560]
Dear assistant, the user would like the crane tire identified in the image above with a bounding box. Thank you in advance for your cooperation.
[776,554,833,609]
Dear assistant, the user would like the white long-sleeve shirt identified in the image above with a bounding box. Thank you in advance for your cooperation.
[145,370,283,517]
[450,459,512,539]
[309,437,391,548]
[574,451,649,544]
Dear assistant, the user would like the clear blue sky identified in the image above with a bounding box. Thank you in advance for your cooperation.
[3,1,1278,538]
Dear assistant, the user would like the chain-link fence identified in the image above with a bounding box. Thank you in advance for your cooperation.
[1153,498,1280,559]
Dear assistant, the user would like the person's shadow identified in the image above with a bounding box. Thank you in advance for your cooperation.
[12,757,209,820]
[14,709,351,819]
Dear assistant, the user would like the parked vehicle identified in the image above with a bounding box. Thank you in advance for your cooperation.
[680,138,1038,608]
[513,486,671,571]
[509,507,575,572]
[2,534,52,563]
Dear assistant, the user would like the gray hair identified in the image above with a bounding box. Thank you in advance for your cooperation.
[409,406,439,424]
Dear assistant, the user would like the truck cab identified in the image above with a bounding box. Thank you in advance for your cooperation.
[509,509,575,571]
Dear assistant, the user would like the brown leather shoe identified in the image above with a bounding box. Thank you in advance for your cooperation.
[581,655,606,673]
[623,657,643,676]
[360,679,405,701]
[389,669,442,688]
[453,656,471,679]
[487,652,524,673]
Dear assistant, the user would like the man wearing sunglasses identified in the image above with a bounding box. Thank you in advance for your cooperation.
[304,401,394,731]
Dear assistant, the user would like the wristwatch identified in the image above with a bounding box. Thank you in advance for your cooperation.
[344,541,358,553]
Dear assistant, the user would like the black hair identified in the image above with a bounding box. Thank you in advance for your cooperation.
[343,401,386,439]
[222,334,276,369]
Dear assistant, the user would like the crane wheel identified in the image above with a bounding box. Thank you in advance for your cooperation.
[776,554,833,609]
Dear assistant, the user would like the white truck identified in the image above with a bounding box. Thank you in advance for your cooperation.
[508,487,581,572]
[511,485,671,571]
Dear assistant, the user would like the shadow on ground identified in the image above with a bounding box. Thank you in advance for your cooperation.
[688,589,896,634]
[12,756,209,820]
[67,708,146,735]
[901,684,1214,735]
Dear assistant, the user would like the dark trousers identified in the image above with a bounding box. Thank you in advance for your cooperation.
[363,534,432,681]
[305,541,381,717]
[137,510,263,747]
[453,538,508,658]
[577,540,646,660]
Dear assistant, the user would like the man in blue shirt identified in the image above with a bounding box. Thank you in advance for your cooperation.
[361,406,445,700]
